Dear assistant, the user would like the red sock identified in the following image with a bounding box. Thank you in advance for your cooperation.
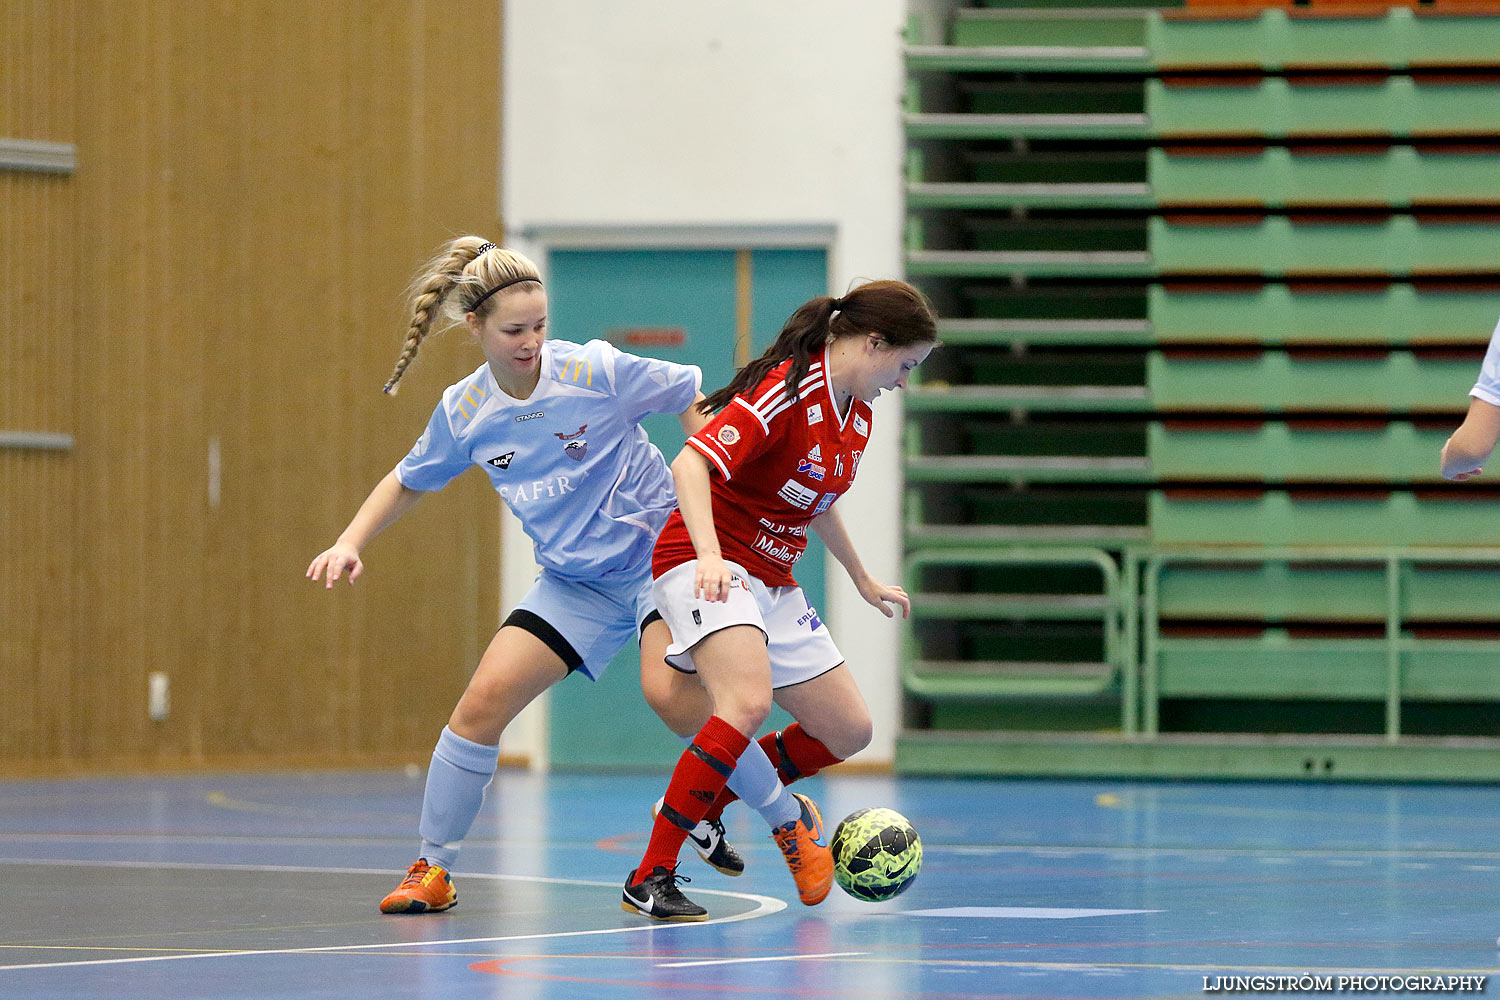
[703,723,843,821]
[774,722,842,781]
[635,716,750,879]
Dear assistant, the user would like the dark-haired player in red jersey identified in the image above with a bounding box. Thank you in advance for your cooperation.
[621,279,938,921]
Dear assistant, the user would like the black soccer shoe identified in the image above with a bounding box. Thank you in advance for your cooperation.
[689,815,746,876]
[654,798,745,877]
[621,866,708,922]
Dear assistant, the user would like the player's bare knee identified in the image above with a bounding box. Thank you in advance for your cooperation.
[449,680,514,743]
[639,667,674,720]
[651,698,705,739]
[717,697,771,738]
[824,713,873,759]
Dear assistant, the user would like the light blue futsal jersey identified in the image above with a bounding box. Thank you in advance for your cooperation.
[1471,315,1500,407]
[397,339,702,581]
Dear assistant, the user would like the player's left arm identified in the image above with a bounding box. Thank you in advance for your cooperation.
[1442,396,1500,481]
[809,506,910,620]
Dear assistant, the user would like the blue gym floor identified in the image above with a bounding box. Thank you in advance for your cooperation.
[1,769,1496,998]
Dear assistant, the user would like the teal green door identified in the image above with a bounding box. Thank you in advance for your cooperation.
[544,246,828,769]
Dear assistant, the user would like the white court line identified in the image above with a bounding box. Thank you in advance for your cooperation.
[0,857,647,887]
[659,951,868,968]
[939,844,1500,861]
[903,906,1159,919]
[0,860,786,973]
[11,835,1500,862]
[0,833,551,848]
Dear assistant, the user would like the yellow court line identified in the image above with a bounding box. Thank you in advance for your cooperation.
[205,790,319,815]
[0,953,237,959]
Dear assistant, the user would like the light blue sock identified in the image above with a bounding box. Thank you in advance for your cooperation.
[417,726,501,869]
[687,734,800,829]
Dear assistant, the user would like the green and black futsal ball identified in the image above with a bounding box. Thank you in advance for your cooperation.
[830,807,922,902]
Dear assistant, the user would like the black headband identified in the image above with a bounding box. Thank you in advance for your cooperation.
[469,274,541,313]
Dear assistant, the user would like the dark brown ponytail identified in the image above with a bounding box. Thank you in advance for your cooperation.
[698,279,937,414]
[700,297,836,413]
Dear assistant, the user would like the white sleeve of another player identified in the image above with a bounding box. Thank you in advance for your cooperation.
[1472,315,1500,407]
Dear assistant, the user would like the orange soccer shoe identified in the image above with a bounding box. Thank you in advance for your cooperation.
[379,860,457,914]
[770,792,834,906]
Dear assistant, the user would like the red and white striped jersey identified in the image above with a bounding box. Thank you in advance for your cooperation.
[652,346,874,587]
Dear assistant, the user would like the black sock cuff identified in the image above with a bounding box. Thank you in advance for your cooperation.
[689,743,734,778]
[774,731,804,782]
[658,801,697,832]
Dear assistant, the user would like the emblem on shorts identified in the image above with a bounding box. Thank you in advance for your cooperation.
[555,424,588,461]
[692,609,702,625]
[487,451,515,470]
[717,425,740,446]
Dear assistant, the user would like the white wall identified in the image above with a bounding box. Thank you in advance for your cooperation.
[500,1,913,765]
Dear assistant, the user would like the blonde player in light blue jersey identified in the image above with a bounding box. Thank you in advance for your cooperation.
[1442,315,1500,481]
[308,237,798,913]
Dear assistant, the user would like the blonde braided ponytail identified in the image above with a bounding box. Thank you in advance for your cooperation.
[383,237,541,395]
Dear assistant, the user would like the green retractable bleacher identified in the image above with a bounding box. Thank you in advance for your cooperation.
[900,0,1500,780]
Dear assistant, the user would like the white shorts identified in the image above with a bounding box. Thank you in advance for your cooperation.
[651,559,844,689]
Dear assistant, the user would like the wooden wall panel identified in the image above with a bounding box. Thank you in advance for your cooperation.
[1,2,78,766]
[3,0,502,774]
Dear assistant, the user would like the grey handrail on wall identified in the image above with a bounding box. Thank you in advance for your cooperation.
[0,138,75,174]
[0,431,73,450]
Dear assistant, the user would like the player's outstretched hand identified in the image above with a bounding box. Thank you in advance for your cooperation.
[854,575,910,619]
[1440,438,1484,482]
[694,555,735,603]
[307,543,364,589]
